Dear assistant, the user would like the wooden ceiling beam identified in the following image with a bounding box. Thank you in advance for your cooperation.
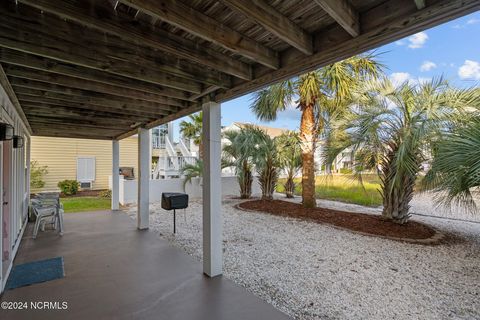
[17,0,252,80]
[218,0,479,103]
[7,71,188,107]
[313,0,360,37]
[221,0,313,55]
[0,3,203,94]
[0,2,230,90]
[19,101,166,119]
[0,48,193,102]
[21,104,154,123]
[14,86,179,113]
[119,0,279,69]
[28,113,133,130]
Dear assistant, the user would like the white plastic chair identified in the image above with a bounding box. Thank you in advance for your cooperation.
[31,198,64,238]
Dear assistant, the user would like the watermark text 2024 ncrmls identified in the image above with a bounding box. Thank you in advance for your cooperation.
[1,301,68,310]
[31,301,68,310]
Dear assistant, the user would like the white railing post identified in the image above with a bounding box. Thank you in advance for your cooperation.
[202,100,222,277]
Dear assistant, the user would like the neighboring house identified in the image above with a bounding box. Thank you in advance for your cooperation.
[222,122,289,138]
[31,136,138,192]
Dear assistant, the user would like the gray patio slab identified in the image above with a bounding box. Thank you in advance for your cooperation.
[1,210,291,320]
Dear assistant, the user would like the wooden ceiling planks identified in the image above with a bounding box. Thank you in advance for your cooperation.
[0,0,475,139]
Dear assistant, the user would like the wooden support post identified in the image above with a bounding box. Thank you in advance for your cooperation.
[137,128,150,230]
[111,140,120,211]
[202,100,222,277]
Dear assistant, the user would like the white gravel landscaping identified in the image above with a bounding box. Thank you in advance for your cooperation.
[126,197,480,320]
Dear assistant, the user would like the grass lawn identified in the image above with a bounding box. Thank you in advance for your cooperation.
[60,196,111,213]
[277,174,383,206]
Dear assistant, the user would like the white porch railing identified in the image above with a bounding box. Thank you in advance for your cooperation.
[178,138,192,157]
[165,136,177,158]
[151,156,198,179]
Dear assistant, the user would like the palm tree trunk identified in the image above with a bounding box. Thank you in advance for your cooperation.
[380,144,416,224]
[284,176,295,198]
[259,161,278,200]
[300,104,316,208]
[238,161,253,199]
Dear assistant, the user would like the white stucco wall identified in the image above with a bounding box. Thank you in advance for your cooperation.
[111,176,262,205]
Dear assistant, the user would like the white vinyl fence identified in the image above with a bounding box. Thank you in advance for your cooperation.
[110,176,261,205]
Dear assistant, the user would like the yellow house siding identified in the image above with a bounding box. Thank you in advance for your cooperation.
[31,136,138,192]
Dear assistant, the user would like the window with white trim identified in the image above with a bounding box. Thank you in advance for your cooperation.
[77,157,95,182]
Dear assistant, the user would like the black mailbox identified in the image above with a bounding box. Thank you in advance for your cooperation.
[161,193,188,233]
[161,193,189,210]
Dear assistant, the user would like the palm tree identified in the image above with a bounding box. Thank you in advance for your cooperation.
[180,159,203,188]
[222,129,254,199]
[232,125,279,200]
[179,112,203,158]
[276,131,302,198]
[336,77,478,224]
[422,114,480,212]
[251,55,382,207]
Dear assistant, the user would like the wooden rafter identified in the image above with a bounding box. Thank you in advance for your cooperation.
[19,101,168,119]
[220,0,313,55]
[6,67,188,107]
[119,0,280,69]
[0,31,200,94]
[0,2,231,90]
[313,0,360,37]
[13,88,177,115]
[0,48,193,101]
[21,103,154,122]
[17,0,252,80]
[218,0,480,103]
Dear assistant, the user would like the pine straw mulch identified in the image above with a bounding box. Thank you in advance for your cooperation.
[237,199,455,245]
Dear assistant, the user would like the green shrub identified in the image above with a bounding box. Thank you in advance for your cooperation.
[99,189,112,198]
[339,167,353,174]
[30,161,48,189]
[57,180,79,195]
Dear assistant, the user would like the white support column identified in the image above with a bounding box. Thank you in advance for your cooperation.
[202,101,222,277]
[111,140,120,211]
[137,128,150,230]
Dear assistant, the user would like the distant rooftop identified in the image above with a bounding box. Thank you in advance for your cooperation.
[231,122,292,138]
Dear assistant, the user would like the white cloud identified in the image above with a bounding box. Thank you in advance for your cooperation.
[390,72,411,86]
[467,18,480,25]
[390,73,431,87]
[420,61,437,72]
[395,40,405,46]
[451,17,480,29]
[408,32,428,49]
[458,60,480,80]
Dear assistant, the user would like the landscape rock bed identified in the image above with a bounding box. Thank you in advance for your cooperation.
[126,197,480,320]
[238,199,442,243]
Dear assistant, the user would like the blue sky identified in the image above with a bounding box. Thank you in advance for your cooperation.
[172,11,480,139]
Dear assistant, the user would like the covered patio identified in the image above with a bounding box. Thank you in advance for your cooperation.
[0,0,478,317]
[1,210,291,319]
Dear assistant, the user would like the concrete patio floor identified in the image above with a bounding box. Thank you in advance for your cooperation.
[1,211,291,320]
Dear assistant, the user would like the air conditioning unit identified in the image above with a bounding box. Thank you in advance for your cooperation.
[80,181,92,189]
